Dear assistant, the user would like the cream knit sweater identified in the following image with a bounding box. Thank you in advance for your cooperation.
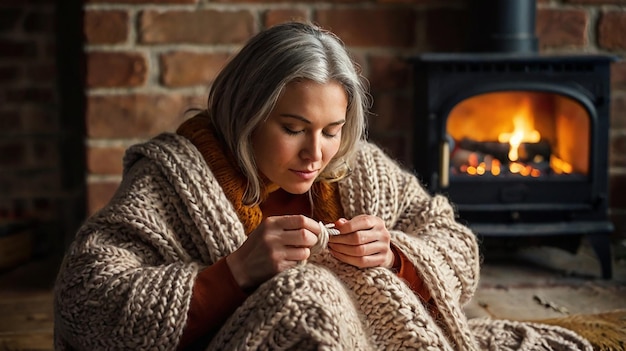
[53,133,592,350]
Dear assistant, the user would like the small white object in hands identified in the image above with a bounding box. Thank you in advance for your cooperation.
[324,223,341,236]
[300,222,340,264]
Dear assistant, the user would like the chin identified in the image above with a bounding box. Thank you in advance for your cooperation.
[282,183,314,195]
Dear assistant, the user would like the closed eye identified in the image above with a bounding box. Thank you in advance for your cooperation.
[282,126,304,135]
[323,129,340,138]
[323,124,344,138]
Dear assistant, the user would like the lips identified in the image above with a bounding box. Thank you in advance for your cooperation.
[294,169,317,173]
[290,169,319,180]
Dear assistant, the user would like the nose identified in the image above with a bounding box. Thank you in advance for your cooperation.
[300,133,322,162]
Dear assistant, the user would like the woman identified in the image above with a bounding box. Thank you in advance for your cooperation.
[53,22,592,350]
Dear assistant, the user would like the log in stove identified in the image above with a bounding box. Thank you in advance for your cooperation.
[410,0,617,278]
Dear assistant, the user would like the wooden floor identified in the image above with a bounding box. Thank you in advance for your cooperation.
[0,256,59,351]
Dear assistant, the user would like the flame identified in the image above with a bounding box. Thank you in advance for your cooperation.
[550,155,573,174]
[497,111,541,161]
[491,159,501,176]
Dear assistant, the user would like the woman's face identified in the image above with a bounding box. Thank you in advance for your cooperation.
[252,79,348,194]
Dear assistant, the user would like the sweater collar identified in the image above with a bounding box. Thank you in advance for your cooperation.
[176,113,344,234]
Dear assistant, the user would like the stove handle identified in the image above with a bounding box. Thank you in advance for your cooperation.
[440,140,449,188]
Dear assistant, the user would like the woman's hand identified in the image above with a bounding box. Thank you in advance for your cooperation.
[328,215,394,269]
[226,215,320,290]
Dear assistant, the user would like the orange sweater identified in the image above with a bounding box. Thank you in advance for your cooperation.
[175,115,432,350]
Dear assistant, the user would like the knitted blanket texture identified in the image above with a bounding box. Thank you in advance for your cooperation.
[53,133,592,350]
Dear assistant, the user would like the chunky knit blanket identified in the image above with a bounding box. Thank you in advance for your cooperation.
[53,133,592,350]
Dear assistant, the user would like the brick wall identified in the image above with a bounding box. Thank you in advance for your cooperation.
[83,0,626,239]
[0,0,85,258]
[2,0,625,260]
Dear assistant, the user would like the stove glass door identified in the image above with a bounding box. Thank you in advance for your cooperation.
[446,91,589,181]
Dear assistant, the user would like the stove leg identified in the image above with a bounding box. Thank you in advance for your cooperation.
[586,233,612,280]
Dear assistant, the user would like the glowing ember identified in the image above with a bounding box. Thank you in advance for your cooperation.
[550,155,573,174]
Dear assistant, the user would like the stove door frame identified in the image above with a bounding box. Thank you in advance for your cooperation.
[436,81,601,213]
[410,53,616,278]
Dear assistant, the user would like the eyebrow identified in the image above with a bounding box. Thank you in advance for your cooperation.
[280,113,346,126]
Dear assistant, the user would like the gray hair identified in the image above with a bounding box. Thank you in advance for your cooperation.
[207,21,370,205]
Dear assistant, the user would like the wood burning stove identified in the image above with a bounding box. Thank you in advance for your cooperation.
[410,0,617,279]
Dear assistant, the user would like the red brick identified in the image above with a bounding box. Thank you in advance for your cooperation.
[609,173,626,209]
[0,38,37,59]
[23,9,55,34]
[84,0,194,5]
[87,52,147,88]
[0,141,26,167]
[0,0,55,4]
[370,93,412,133]
[610,133,626,168]
[216,0,355,2]
[5,87,54,104]
[424,8,467,52]
[6,171,61,197]
[87,181,120,216]
[0,179,13,204]
[598,10,626,51]
[43,40,55,57]
[0,110,21,131]
[0,65,20,84]
[350,52,367,76]
[609,210,626,240]
[368,55,411,92]
[315,8,416,47]
[86,94,205,138]
[565,0,626,3]
[25,63,55,84]
[33,140,59,168]
[84,10,129,45]
[263,9,308,28]
[33,197,53,209]
[611,92,626,130]
[612,61,626,89]
[536,8,588,49]
[86,0,196,3]
[0,7,22,30]
[160,52,230,87]
[87,146,126,175]
[21,106,56,133]
[139,10,254,45]
[368,133,410,166]
[378,0,453,3]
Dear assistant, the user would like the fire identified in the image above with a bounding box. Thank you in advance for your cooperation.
[497,107,541,162]
[550,156,573,174]
[447,91,584,178]
[491,102,542,177]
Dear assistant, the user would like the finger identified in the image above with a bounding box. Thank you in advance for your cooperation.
[334,218,349,226]
[273,215,321,234]
[328,230,378,245]
[330,249,387,268]
[283,246,311,262]
[329,240,387,257]
[281,228,319,247]
[334,215,377,234]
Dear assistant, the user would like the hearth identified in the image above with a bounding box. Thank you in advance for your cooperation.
[409,0,617,278]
